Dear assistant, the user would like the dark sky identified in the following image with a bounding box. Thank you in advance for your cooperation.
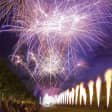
[0,32,18,57]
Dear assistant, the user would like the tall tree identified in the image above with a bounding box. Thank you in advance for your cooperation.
[0,58,34,100]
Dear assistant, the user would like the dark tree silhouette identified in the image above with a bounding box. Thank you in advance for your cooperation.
[0,58,34,101]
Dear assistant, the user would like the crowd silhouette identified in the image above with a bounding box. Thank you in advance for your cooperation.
[0,99,40,112]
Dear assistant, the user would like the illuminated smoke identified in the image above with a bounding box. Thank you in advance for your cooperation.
[88,80,94,106]
[104,69,112,108]
[96,77,102,107]
[42,94,56,107]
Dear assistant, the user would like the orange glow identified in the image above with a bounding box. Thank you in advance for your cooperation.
[79,83,87,106]
[71,88,75,105]
[105,69,112,108]
[83,88,87,106]
[96,77,102,107]
[75,85,79,105]
[80,83,84,105]
[66,89,69,105]
[88,80,94,106]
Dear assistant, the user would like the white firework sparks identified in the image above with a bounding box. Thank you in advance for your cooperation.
[40,55,63,75]
[0,0,112,86]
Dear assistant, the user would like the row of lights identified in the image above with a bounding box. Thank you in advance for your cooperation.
[41,69,112,108]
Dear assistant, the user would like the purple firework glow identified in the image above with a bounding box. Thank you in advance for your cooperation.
[0,0,112,95]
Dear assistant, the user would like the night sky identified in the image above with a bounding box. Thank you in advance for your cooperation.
[0,29,112,96]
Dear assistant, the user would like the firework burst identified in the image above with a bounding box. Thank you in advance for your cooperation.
[0,0,112,87]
